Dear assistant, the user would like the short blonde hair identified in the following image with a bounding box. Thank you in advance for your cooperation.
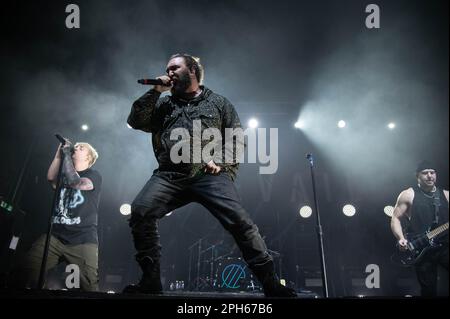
[75,142,99,167]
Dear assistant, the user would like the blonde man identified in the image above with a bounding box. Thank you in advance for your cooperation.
[23,140,102,291]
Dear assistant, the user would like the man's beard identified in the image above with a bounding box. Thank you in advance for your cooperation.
[171,70,192,96]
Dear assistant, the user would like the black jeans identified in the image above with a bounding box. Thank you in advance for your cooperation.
[129,172,272,267]
[415,244,448,297]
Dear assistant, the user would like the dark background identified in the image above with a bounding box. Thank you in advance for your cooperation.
[0,0,448,296]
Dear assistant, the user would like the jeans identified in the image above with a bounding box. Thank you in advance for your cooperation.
[129,172,272,267]
[415,243,449,296]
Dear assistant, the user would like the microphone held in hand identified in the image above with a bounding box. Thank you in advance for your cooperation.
[137,78,171,86]
[55,134,67,145]
[55,134,74,154]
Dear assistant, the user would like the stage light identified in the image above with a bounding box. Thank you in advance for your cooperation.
[384,205,394,217]
[294,120,304,129]
[165,211,174,216]
[119,203,131,216]
[81,124,89,131]
[342,204,356,217]
[337,120,346,128]
[248,118,259,128]
[387,122,396,130]
[299,205,312,218]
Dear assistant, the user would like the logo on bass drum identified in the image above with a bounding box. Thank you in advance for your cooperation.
[221,263,247,289]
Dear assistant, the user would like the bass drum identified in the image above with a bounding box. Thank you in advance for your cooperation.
[215,257,258,291]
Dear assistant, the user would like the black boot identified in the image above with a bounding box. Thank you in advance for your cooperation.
[251,261,297,297]
[123,257,163,294]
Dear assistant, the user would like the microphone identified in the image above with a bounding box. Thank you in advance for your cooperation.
[55,134,67,145]
[55,134,74,153]
[137,79,169,85]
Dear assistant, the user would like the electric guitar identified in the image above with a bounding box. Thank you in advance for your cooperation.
[393,222,448,266]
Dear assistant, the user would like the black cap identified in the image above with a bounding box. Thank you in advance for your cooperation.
[416,160,437,174]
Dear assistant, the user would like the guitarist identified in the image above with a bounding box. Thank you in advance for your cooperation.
[391,160,449,296]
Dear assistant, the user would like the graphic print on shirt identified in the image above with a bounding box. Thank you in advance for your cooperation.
[53,187,84,225]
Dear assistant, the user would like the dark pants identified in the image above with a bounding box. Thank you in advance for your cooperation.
[415,244,449,297]
[129,172,272,267]
[23,234,99,291]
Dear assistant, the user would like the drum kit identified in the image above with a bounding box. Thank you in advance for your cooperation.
[187,237,281,292]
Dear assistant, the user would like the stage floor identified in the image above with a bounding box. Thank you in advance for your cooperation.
[0,288,318,299]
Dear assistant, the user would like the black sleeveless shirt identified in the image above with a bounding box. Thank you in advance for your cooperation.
[409,186,449,243]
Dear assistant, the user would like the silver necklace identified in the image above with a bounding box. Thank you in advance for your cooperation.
[418,185,436,198]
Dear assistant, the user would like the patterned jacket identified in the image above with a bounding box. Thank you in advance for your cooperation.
[128,86,243,180]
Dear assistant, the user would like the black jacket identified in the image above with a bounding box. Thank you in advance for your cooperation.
[128,86,243,180]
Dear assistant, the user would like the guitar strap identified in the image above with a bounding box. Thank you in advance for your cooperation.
[432,189,441,227]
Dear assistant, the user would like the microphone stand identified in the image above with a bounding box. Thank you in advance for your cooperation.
[306,153,329,298]
[37,142,66,289]
[187,238,203,291]
[196,238,202,291]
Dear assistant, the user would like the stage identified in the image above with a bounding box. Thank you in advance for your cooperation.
[1,288,445,317]
[0,288,318,299]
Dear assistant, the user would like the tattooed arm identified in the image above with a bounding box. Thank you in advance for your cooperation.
[61,144,94,191]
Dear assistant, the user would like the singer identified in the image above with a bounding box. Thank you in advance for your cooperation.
[20,140,102,291]
[124,53,296,297]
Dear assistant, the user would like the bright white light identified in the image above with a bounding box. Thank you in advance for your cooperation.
[294,121,304,129]
[127,123,132,129]
[384,205,394,217]
[81,124,89,131]
[299,206,312,218]
[338,120,346,128]
[165,211,173,217]
[119,203,131,216]
[248,118,259,128]
[387,122,396,130]
[342,204,356,217]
